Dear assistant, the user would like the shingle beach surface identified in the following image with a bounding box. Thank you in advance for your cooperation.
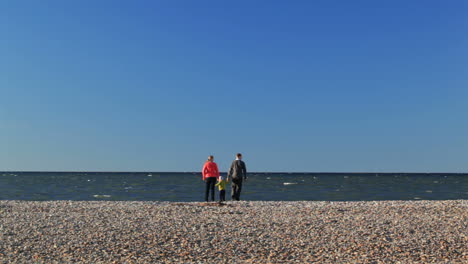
[0,200,466,263]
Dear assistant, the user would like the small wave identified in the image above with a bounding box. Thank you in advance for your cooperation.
[283,182,297,185]
[93,195,111,198]
[425,190,433,193]
[343,176,349,179]
[433,181,439,183]
[266,177,271,180]
[414,197,421,200]
[147,174,153,177]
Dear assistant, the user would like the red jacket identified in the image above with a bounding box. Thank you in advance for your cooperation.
[202,161,220,180]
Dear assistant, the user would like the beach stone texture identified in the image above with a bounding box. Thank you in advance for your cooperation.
[0,200,466,263]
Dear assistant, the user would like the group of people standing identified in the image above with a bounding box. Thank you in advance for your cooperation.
[202,153,247,202]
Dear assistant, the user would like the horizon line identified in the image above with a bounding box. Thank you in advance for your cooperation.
[1,170,468,174]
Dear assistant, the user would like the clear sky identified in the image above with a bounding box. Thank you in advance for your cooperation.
[1,0,467,172]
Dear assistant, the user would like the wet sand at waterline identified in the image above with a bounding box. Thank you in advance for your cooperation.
[0,200,466,263]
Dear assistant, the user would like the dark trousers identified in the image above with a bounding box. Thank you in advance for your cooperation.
[219,190,226,201]
[205,177,217,201]
[231,178,243,201]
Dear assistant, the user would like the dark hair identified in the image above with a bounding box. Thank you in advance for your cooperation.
[236,153,242,158]
[207,155,214,161]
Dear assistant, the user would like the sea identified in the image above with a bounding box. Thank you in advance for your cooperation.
[0,172,467,201]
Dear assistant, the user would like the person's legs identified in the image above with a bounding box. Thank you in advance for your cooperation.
[231,181,238,200]
[236,180,243,201]
[205,179,211,202]
[220,190,225,201]
[209,178,216,201]
[205,177,216,201]
[232,178,243,201]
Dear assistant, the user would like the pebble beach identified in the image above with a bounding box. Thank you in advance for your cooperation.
[0,200,466,263]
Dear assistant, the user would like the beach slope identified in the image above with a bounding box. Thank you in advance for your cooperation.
[0,200,466,263]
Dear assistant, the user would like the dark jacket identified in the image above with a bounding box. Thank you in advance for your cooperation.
[228,159,247,180]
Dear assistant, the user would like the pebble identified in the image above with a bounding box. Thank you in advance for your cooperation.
[0,200,466,263]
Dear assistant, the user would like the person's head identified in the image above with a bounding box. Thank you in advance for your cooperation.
[236,153,242,160]
[207,155,214,162]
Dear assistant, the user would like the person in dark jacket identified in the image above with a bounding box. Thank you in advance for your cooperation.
[227,153,247,201]
[202,155,220,202]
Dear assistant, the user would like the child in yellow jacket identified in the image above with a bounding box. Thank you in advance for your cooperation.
[215,176,227,201]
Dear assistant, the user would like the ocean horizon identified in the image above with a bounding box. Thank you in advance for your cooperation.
[1,171,466,202]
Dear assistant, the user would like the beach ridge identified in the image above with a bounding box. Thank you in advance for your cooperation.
[0,200,466,263]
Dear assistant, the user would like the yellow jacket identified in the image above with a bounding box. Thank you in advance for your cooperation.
[215,179,227,191]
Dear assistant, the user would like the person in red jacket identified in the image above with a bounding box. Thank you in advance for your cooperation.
[202,155,220,202]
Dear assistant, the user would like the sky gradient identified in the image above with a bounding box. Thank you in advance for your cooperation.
[2,0,467,172]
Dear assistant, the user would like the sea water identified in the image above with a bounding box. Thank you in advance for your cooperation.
[0,172,466,201]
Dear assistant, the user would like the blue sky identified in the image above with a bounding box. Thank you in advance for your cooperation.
[1,0,467,172]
